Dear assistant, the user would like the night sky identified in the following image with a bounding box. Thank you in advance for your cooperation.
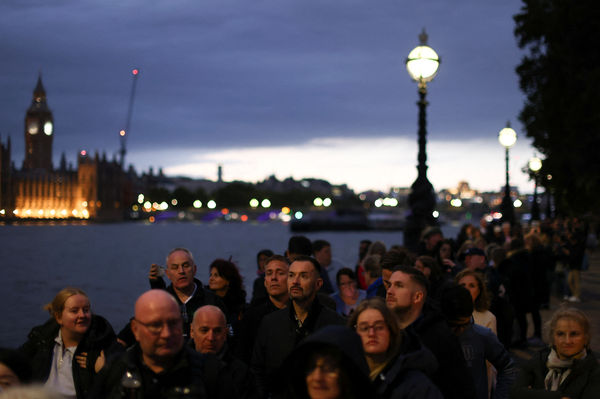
[0,0,537,194]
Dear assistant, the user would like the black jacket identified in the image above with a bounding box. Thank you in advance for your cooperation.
[510,348,600,399]
[407,302,477,399]
[374,330,443,399]
[19,315,120,399]
[251,297,345,398]
[90,344,210,399]
[236,297,282,364]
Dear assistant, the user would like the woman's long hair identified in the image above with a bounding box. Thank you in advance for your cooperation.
[455,270,491,312]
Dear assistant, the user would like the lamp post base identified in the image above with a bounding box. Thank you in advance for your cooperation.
[404,176,437,252]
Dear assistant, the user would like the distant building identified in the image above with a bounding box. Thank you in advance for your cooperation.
[0,76,132,220]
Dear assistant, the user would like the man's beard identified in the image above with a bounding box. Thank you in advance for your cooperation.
[391,304,412,318]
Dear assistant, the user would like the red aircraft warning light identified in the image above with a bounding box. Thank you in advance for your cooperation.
[132,69,139,76]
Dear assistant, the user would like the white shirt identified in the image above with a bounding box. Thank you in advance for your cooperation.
[45,330,77,399]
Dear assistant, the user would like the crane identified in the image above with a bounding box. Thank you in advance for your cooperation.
[119,68,139,167]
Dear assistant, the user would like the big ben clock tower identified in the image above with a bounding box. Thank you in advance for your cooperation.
[23,75,54,171]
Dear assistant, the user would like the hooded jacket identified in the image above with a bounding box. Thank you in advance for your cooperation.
[19,315,120,399]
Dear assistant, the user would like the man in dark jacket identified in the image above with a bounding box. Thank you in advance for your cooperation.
[386,265,477,399]
[118,248,226,347]
[251,256,344,398]
[91,290,210,399]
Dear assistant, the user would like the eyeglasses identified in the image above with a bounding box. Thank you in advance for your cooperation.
[134,318,182,335]
[355,321,387,334]
[306,360,339,377]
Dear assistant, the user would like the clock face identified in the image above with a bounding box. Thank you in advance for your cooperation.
[28,122,38,135]
[44,121,53,135]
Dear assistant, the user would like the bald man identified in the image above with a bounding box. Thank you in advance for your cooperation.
[191,306,257,399]
[91,290,210,398]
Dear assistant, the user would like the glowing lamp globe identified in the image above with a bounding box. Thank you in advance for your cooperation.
[406,45,440,84]
[529,157,542,172]
[498,124,517,149]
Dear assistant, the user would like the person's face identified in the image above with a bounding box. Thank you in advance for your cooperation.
[165,250,197,291]
[314,246,332,268]
[553,318,587,359]
[458,275,480,303]
[414,260,431,278]
[386,271,420,312]
[288,260,322,303]
[355,308,390,356]
[264,260,289,297]
[132,300,183,361]
[208,267,228,293]
[465,254,486,271]
[338,275,357,299]
[0,362,21,390]
[426,233,443,250]
[305,355,341,399]
[56,294,91,338]
[381,268,393,291]
[439,243,452,260]
[257,254,270,272]
[190,310,227,354]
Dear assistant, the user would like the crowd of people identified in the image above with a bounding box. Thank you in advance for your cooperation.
[0,216,598,399]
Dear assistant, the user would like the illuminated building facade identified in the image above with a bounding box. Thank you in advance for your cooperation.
[0,76,131,220]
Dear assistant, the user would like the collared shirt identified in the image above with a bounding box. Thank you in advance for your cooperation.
[45,330,77,399]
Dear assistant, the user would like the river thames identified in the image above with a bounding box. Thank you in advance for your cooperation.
[0,221,459,347]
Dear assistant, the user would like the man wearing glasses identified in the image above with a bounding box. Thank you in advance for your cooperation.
[91,290,209,398]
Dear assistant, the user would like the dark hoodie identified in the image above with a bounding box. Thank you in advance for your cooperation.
[19,314,121,399]
[374,329,443,399]
[282,325,371,399]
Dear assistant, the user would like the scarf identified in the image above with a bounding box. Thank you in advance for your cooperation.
[544,347,587,391]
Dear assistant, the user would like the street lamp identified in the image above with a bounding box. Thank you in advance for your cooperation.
[498,121,517,224]
[528,156,542,221]
[404,29,440,251]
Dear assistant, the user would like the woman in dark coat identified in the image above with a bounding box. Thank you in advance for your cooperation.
[19,287,120,399]
[349,297,442,399]
[510,307,600,399]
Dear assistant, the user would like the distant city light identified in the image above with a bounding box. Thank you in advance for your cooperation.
[221,208,229,215]
[280,214,292,222]
[359,194,366,201]
[484,214,493,223]
[159,202,168,210]
[374,199,383,208]
[295,211,303,220]
[493,212,502,220]
[513,199,523,208]
[261,199,271,208]
[432,210,440,218]
[382,197,398,207]
[241,215,248,222]
[120,130,126,137]
[450,198,462,207]
[143,201,152,210]
[171,199,178,206]
[149,216,155,223]
[249,198,259,208]
[281,206,291,214]
[193,200,202,208]
[80,150,87,156]
[137,194,144,204]
[132,69,139,75]
[207,200,216,209]
[323,198,332,207]
[313,197,323,207]
[82,201,88,207]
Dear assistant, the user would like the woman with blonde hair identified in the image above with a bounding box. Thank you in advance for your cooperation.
[456,270,496,334]
[349,297,442,398]
[19,288,119,399]
[511,307,600,398]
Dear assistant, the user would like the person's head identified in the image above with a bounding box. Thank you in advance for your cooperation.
[547,307,591,359]
[524,231,542,251]
[44,287,91,341]
[463,247,486,271]
[422,226,443,251]
[288,256,323,305]
[256,249,274,272]
[335,268,358,299]
[287,236,313,261]
[455,270,490,312]
[362,254,381,287]
[286,325,370,399]
[0,385,63,399]
[366,241,387,258]
[414,255,440,281]
[0,348,31,390]
[490,247,506,267]
[386,266,428,317]
[349,297,400,367]
[380,249,414,291]
[165,248,197,292]
[190,305,227,354]
[313,240,332,268]
[131,290,184,366]
[440,284,473,337]
[435,239,455,261]
[208,258,244,300]
[358,240,371,262]
[264,255,290,299]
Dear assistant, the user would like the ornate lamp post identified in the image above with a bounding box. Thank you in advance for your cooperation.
[528,156,542,221]
[498,122,517,224]
[404,29,440,251]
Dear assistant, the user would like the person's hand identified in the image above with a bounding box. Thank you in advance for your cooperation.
[149,264,162,280]
[75,353,88,369]
[443,258,456,268]
[94,350,105,373]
